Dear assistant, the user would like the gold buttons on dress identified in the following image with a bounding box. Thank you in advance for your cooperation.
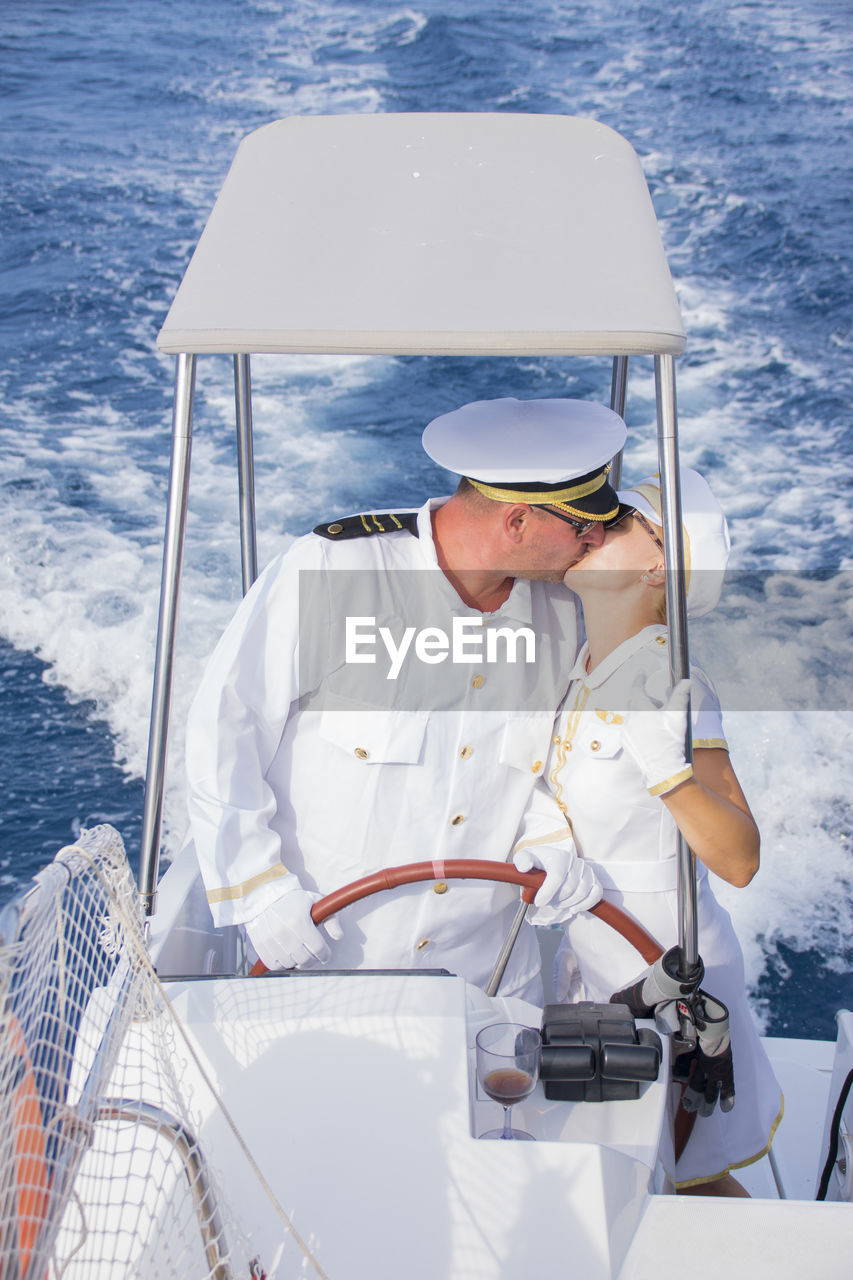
[451,813,465,826]
[553,735,561,744]
[532,760,542,773]
[472,674,485,689]
[460,745,473,760]
[416,938,430,951]
[434,882,448,895]
[655,635,666,645]
[590,740,601,752]
[327,522,343,535]
[354,747,369,760]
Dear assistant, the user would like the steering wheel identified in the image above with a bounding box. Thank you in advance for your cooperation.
[249,858,663,976]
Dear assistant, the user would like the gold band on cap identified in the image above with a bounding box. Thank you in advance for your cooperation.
[548,498,619,522]
[466,464,611,507]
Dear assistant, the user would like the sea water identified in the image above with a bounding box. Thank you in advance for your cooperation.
[1,0,851,1037]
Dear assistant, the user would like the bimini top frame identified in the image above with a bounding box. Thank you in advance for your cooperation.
[144,113,698,974]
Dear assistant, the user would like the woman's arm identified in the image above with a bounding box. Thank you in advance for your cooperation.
[661,748,760,887]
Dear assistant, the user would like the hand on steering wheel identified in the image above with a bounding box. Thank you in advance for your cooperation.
[246,888,343,970]
[511,844,602,925]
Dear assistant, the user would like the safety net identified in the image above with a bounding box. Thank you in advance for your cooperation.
[0,825,249,1279]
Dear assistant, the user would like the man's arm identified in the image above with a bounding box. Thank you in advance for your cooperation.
[186,539,321,928]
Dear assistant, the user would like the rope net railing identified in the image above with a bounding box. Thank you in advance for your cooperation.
[0,825,250,1280]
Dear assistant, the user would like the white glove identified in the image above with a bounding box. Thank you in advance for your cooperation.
[621,675,694,796]
[512,843,602,926]
[245,888,343,970]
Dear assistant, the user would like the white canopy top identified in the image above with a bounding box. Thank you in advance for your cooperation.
[157,113,684,358]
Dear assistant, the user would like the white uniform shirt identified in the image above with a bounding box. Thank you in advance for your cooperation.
[186,498,580,995]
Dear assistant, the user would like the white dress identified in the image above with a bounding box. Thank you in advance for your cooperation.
[548,625,782,1186]
[185,497,581,997]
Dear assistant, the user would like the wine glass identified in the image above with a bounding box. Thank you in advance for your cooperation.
[475,1022,541,1140]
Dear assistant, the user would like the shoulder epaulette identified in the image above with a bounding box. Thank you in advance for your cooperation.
[313,511,420,540]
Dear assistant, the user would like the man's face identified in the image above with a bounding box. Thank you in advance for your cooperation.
[512,508,606,581]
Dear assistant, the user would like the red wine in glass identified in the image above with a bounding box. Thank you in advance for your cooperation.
[476,1023,541,1140]
[483,1067,535,1107]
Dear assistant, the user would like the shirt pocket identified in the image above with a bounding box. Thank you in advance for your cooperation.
[576,717,623,760]
[318,706,429,764]
[498,714,555,776]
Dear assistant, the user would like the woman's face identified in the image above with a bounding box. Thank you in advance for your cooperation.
[564,513,663,588]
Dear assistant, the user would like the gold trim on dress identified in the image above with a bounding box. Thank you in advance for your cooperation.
[693,737,729,750]
[549,684,591,815]
[674,1095,785,1189]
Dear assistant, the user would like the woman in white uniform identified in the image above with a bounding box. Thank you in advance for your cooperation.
[548,467,782,1195]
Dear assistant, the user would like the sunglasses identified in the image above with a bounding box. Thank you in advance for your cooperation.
[541,506,600,536]
[631,510,665,553]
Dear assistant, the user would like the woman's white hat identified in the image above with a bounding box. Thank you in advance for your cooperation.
[618,467,731,617]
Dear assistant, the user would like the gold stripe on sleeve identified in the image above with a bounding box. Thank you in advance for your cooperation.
[693,737,729,750]
[511,826,575,856]
[206,863,289,905]
[647,764,694,796]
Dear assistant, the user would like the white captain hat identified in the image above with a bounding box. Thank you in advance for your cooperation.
[423,397,628,524]
[618,467,731,617]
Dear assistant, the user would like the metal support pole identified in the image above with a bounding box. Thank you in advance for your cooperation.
[139,353,196,915]
[234,354,258,594]
[609,356,629,488]
[485,901,530,997]
[654,354,699,976]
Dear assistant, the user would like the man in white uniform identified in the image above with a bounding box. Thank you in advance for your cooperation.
[185,397,626,997]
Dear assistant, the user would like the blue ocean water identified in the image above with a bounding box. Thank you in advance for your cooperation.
[1,0,851,1037]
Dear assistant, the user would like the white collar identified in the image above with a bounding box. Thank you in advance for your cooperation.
[567,624,668,689]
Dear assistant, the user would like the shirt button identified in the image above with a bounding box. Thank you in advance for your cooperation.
[553,735,561,744]
[472,674,485,689]
[434,882,448,894]
[451,813,465,826]
[354,747,369,760]
[416,938,430,951]
[459,745,473,760]
[655,636,666,645]
[531,760,542,773]
[590,740,601,752]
